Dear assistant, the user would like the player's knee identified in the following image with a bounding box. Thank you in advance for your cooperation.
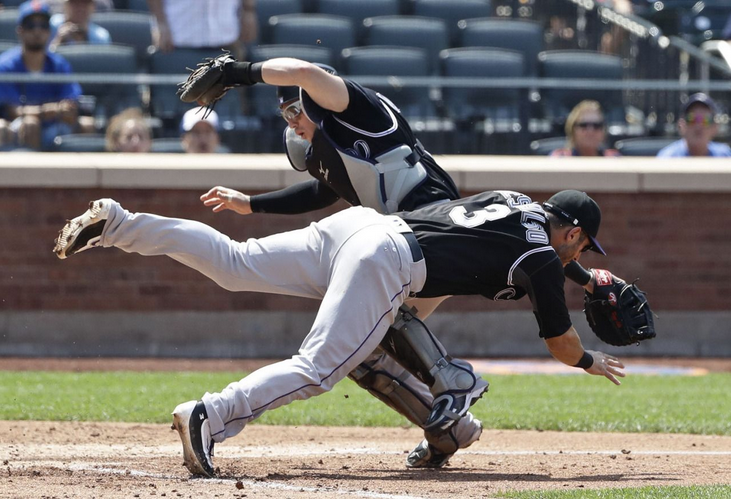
[293,355,337,396]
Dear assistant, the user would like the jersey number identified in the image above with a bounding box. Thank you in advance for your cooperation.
[448,204,510,227]
[449,203,549,244]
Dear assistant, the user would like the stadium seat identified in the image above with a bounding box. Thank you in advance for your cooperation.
[538,50,624,124]
[150,138,231,154]
[149,48,242,121]
[53,133,107,153]
[412,0,492,46]
[91,11,154,70]
[248,44,334,120]
[150,138,185,153]
[256,0,304,44]
[457,18,544,76]
[529,136,567,156]
[269,14,355,57]
[0,9,18,42]
[316,0,399,41]
[362,16,449,75]
[249,43,334,67]
[341,46,436,119]
[613,137,678,156]
[440,47,525,123]
[54,44,141,121]
[124,0,150,12]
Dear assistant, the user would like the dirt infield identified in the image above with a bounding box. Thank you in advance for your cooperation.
[2,422,731,498]
[2,358,730,498]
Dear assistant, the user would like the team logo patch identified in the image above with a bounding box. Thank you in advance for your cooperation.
[594,269,613,286]
[608,292,617,306]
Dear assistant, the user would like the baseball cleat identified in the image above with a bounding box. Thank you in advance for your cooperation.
[425,377,489,434]
[171,400,216,478]
[53,199,111,259]
[406,439,453,469]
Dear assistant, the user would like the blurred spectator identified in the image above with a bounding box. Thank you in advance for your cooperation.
[49,0,111,51]
[657,93,731,157]
[180,106,220,154]
[0,1,82,150]
[147,0,257,56]
[599,0,633,55]
[105,107,151,152]
[550,100,620,157]
[723,13,731,40]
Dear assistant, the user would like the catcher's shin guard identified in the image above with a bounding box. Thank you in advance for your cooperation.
[348,359,431,427]
[380,307,489,434]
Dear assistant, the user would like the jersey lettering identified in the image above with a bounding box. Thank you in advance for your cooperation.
[517,204,549,244]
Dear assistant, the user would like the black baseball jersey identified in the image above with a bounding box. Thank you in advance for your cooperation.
[250,79,459,214]
[400,190,572,339]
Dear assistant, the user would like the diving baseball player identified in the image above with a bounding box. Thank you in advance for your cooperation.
[176,55,627,467]
[186,56,487,468]
[53,189,628,478]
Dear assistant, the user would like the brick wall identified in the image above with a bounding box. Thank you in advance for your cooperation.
[3,187,729,315]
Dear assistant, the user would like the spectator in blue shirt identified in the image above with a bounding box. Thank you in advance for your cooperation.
[657,93,731,158]
[49,0,111,52]
[0,1,82,150]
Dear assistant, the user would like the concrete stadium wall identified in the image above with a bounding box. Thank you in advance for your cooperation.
[1,153,730,359]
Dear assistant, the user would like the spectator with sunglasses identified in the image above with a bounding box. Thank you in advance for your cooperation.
[550,100,620,157]
[657,93,731,158]
[0,0,82,151]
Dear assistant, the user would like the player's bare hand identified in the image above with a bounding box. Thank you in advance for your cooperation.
[200,186,252,215]
[584,350,625,385]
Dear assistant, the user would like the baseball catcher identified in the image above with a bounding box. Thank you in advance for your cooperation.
[584,269,656,347]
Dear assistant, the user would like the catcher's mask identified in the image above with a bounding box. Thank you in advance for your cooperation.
[543,190,606,255]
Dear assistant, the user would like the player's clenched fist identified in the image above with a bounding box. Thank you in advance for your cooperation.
[200,186,252,215]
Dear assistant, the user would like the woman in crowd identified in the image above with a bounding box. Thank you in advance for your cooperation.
[105,108,152,153]
[550,100,620,157]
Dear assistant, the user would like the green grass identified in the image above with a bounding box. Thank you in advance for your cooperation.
[1,371,730,435]
[497,485,731,498]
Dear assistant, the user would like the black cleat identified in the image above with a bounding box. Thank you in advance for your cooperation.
[171,400,216,478]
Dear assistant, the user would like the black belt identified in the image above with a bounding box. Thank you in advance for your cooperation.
[401,231,424,263]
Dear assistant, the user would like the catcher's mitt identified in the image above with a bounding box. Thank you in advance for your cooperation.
[583,269,656,347]
[177,52,236,107]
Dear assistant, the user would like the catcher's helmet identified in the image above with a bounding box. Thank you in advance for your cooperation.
[276,63,338,105]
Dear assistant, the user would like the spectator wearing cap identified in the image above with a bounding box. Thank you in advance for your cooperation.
[180,106,221,154]
[550,100,620,157]
[0,0,82,150]
[657,93,731,157]
[49,0,111,51]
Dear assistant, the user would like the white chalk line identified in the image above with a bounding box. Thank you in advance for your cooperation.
[5,443,731,460]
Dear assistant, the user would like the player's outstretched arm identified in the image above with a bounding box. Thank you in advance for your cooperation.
[544,327,626,385]
[260,58,349,113]
[200,186,252,215]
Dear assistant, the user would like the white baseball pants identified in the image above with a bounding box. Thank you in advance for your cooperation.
[100,201,426,441]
